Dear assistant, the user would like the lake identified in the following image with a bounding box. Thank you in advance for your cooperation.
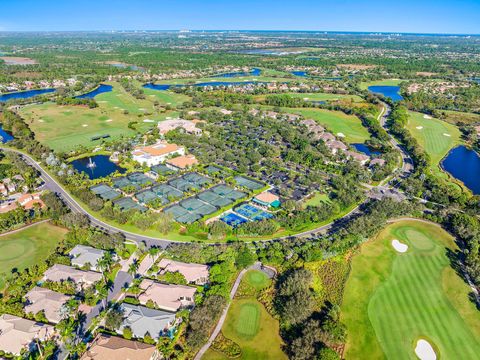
[76,84,113,99]
[0,88,56,102]
[352,143,381,156]
[441,145,480,194]
[212,68,261,77]
[0,126,14,143]
[368,85,403,101]
[71,155,126,180]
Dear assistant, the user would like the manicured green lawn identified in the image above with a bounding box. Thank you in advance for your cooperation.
[304,192,331,207]
[142,87,190,107]
[359,79,404,90]
[0,222,67,289]
[20,82,179,152]
[287,108,370,143]
[285,92,364,102]
[205,270,286,360]
[406,111,461,176]
[341,220,480,360]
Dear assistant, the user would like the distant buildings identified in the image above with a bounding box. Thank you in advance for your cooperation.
[157,259,209,285]
[132,141,185,167]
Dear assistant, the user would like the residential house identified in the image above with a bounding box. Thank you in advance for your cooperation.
[166,154,198,170]
[132,141,185,167]
[219,109,232,115]
[81,334,160,360]
[253,191,281,208]
[370,158,386,167]
[318,132,336,143]
[157,119,202,136]
[326,140,348,154]
[42,264,102,290]
[69,245,107,271]
[344,151,370,165]
[138,279,196,312]
[117,304,176,340]
[0,314,55,356]
[24,287,72,324]
[157,259,209,285]
[18,193,45,210]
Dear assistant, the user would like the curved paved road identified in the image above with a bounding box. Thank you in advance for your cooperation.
[0,102,413,246]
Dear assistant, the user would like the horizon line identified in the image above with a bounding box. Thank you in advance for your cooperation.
[0,29,479,36]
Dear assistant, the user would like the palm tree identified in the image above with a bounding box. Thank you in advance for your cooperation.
[97,251,114,282]
[128,258,140,278]
[148,246,160,263]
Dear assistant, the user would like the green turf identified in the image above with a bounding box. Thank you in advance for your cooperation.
[304,192,331,207]
[285,92,364,102]
[205,270,286,360]
[406,111,461,176]
[341,220,480,360]
[0,222,67,289]
[20,81,180,152]
[286,108,370,143]
[244,270,270,290]
[359,79,404,90]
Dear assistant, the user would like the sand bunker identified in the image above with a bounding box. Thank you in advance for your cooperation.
[82,124,88,127]
[143,119,154,123]
[303,97,310,100]
[392,239,408,253]
[443,133,451,137]
[38,119,44,123]
[415,339,437,360]
[105,119,113,122]
[423,115,432,119]
[416,126,423,130]
[337,132,346,138]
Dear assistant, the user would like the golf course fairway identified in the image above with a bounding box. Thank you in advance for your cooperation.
[341,219,480,359]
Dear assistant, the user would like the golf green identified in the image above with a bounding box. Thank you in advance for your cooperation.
[341,220,480,359]
[0,222,67,289]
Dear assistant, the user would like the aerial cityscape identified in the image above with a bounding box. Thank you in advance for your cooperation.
[0,1,479,359]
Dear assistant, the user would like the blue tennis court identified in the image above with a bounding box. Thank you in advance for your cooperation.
[235,204,273,221]
[220,212,248,227]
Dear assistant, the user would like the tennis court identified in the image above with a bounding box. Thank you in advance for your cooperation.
[151,164,177,175]
[221,212,248,227]
[235,203,273,221]
[135,190,158,205]
[90,184,120,201]
[113,197,147,212]
[234,175,264,190]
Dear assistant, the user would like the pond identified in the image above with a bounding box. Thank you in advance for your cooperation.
[212,68,261,77]
[0,126,14,143]
[291,71,308,77]
[368,85,403,101]
[76,84,113,99]
[71,155,126,180]
[352,143,381,156]
[0,88,56,102]
[441,145,480,194]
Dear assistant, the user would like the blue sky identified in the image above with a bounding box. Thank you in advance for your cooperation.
[1,0,479,34]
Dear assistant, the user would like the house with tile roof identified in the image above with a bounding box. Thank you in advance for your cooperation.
[81,334,160,360]
[132,141,185,167]
[138,280,196,312]
[24,287,72,324]
[117,304,176,340]
[157,259,209,285]
[42,264,102,290]
[0,314,55,356]
[69,245,107,271]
